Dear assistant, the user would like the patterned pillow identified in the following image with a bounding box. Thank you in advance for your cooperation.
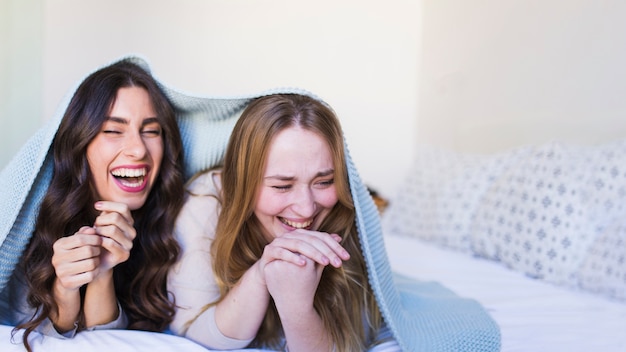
[578,220,626,301]
[470,142,596,287]
[575,140,626,301]
[578,140,626,235]
[382,146,529,252]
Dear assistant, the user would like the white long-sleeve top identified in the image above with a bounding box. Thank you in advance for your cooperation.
[167,170,254,349]
[167,170,401,352]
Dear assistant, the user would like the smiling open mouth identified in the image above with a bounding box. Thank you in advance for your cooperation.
[111,167,147,189]
[280,217,313,229]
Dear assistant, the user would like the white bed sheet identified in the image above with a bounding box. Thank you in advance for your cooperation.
[3,234,624,351]
[384,233,626,352]
[0,324,270,352]
[0,325,220,352]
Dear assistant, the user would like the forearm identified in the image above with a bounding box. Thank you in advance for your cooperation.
[214,262,270,341]
[51,278,82,332]
[266,259,331,352]
[279,305,332,352]
[83,270,119,328]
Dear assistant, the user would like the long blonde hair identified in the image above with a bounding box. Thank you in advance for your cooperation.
[211,94,382,351]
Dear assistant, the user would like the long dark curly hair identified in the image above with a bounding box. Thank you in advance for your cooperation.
[15,60,184,350]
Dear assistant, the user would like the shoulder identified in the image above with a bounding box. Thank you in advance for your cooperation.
[175,169,223,242]
[186,169,222,197]
[180,169,223,219]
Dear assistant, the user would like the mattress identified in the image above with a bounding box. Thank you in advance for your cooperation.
[383,233,626,352]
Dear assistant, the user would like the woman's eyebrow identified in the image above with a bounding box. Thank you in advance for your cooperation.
[264,169,334,181]
[142,117,160,126]
[264,174,294,181]
[104,116,160,126]
[316,169,334,177]
[105,116,129,124]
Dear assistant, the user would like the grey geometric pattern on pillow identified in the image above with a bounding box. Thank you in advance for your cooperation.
[575,140,626,301]
[578,221,626,301]
[386,139,626,300]
[471,142,596,287]
[382,146,530,252]
[579,140,626,236]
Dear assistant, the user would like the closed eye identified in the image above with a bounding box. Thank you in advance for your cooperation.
[316,178,335,187]
[142,128,161,136]
[272,185,292,191]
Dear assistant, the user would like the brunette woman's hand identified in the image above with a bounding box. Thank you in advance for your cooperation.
[92,201,136,273]
[51,226,103,291]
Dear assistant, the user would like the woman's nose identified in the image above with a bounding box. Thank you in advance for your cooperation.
[123,133,147,159]
[291,187,317,217]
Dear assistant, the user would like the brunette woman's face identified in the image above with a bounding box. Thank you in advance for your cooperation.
[254,126,339,240]
[86,86,164,210]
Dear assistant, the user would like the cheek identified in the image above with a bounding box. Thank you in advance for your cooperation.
[317,188,339,209]
[86,143,106,191]
[255,190,285,216]
[149,139,165,173]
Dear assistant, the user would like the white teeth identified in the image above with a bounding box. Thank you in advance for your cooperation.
[118,179,143,188]
[111,168,147,178]
[282,218,313,229]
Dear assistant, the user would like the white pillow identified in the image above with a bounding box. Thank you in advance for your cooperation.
[575,140,626,301]
[578,221,626,301]
[470,142,596,287]
[578,140,626,237]
[383,146,529,252]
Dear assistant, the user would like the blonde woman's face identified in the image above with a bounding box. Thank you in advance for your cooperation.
[254,126,338,241]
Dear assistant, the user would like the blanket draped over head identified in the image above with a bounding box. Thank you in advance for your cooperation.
[0,56,501,352]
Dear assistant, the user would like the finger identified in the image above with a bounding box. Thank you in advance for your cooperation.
[94,213,136,240]
[94,211,135,234]
[290,230,350,259]
[95,224,134,251]
[57,268,99,290]
[100,236,132,264]
[278,231,350,267]
[94,201,134,225]
[54,255,100,278]
[53,232,102,254]
[54,243,101,265]
[331,234,343,243]
[262,243,307,267]
[53,243,101,289]
[269,236,336,267]
[93,210,137,244]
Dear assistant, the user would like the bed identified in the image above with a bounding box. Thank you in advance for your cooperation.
[381,142,626,352]
[2,56,624,351]
[4,145,625,352]
[384,235,626,352]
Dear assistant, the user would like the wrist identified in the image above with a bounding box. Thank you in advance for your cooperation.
[249,261,268,288]
[53,277,81,302]
[92,268,114,285]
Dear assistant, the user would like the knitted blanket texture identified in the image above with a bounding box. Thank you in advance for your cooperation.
[0,55,500,352]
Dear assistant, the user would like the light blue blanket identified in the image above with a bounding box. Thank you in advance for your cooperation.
[0,55,500,351]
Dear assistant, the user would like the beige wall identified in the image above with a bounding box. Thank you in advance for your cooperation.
[0,0,43,169]
[14,0,420,198]
[9,1,624,198]
[419,0,626,153]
